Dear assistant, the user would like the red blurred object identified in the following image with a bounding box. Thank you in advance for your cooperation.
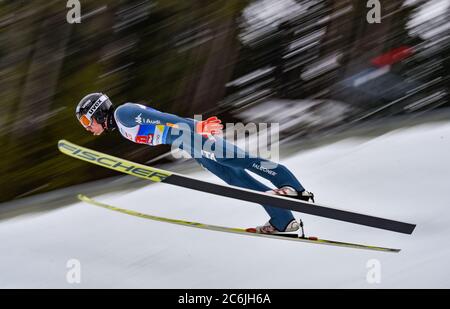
[371,46,413,67]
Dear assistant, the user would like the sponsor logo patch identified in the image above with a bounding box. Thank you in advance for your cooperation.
[152,125,165,145]
[166,122,179,128]
[135,113,143,124]
[252,163,277,176]
[136,134,153,144]
[135,113,161,125]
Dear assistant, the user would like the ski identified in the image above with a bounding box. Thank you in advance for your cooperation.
[58,139,416,234]
[78,194,400,253]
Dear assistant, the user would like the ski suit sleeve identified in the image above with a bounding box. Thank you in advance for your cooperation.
[114,103,195,146]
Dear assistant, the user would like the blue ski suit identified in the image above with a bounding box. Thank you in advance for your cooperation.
[114,103,305,231]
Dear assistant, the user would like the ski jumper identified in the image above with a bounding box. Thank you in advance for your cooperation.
[114,103,305,231]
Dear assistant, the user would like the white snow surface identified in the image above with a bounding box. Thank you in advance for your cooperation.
[1,121,450,288]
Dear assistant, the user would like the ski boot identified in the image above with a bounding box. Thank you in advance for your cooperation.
[253,219,300,234]
[270,186,315,203]
[247,219,306,238]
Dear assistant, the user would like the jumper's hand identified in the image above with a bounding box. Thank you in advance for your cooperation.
[195,116,223,138]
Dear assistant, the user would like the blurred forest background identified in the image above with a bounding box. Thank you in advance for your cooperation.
[0,0,448,203]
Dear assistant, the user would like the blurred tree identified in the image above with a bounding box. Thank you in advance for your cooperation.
[12,6,71,138]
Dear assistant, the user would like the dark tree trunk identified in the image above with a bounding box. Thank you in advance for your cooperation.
[12,10,72,138]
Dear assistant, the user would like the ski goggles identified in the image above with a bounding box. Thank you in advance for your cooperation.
[79,114,93,128]
[78,95,108,128]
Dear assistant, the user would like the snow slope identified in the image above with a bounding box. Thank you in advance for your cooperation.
[1,121,449,288]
